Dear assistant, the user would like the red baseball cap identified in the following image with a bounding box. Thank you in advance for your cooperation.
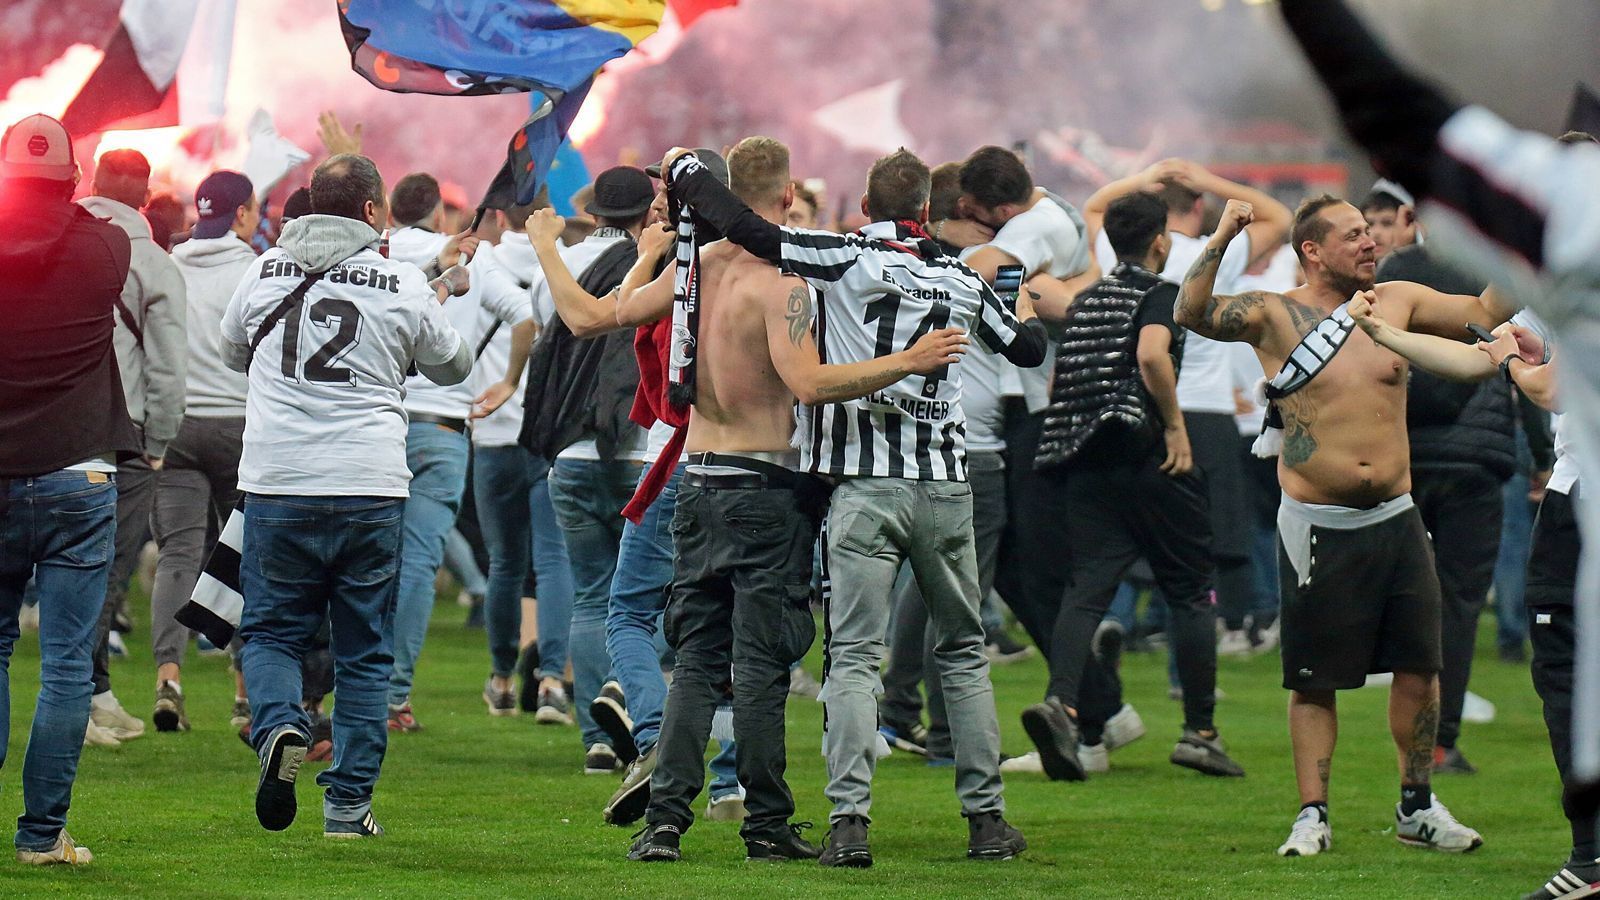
[1,114,76,181]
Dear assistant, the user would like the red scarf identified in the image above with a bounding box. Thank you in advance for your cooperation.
[620,318,687,523]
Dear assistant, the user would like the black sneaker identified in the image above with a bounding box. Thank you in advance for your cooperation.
[746,822,821,861]
[1433,745,1479,776]
[1522,859,1600,899]
[627,822,682,862]
[1170,729,1245,777]
[255,726,309,831]
[483,677,517,717]
[818,815,871,868]
[604,746,657,825]
[591,681,637,765]
[1020,698,1086,782]
[1092,619,1125,669]
[516,645,541,713]
[967,811,1027,860]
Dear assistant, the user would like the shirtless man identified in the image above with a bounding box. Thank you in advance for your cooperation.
[1175,195,1512,858]
[616,137,964,863]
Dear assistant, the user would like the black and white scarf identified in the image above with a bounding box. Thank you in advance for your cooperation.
[175,502,246,646]
[1253,301,1357,457]
[666,200,700,410]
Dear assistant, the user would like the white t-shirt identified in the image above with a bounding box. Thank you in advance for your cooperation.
[389,228,532,421]
[1230,244,1301,435]
[1513,310,1575,494]
[1100,229,1254,414]
[988,192,1090,414]
[221,246,463,497]
[471,233,546,448]
[538,229,651,462]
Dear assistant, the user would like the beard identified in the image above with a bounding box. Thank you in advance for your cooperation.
[1324,265,1375,300]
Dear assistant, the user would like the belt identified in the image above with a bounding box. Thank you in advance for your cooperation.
[411,412,467,434]
[684,452,807,490]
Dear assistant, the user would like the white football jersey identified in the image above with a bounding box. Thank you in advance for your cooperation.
[221,245,464,497]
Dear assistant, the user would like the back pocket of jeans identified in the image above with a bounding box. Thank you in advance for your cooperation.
[48,502,116,567]
[345,512,403,586]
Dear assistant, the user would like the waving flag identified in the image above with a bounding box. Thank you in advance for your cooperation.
[338,0,665,209]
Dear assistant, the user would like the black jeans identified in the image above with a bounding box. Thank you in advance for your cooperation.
[1037,452,1218,734]
[647,479,821,841]
[880,451,1006,757]
[1412,467,1503,749]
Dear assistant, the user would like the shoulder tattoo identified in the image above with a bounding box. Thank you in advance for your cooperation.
[785,284,813,347]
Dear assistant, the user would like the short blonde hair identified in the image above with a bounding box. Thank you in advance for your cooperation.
[728,136,790,208]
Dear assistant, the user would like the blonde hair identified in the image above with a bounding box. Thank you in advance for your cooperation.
[728,136,790,208]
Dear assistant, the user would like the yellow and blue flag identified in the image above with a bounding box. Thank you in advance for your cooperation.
[337,0,664,208]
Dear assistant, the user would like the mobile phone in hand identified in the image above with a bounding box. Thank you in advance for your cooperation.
[995,264,1024,313]
[1465,323,1496,343]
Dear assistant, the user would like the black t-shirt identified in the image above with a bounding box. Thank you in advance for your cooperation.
[1069,280,1183,468]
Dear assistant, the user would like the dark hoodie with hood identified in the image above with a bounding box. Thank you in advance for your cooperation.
[0,179,141,477]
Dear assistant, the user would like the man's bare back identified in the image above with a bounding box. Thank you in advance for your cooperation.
[684,240,805,455]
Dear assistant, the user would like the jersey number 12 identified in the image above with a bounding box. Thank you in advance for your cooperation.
[281,298,362,385]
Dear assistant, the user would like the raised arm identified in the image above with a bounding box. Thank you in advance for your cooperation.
[663,149,781,262]
[526,208,622,338]
[1178,161,1290,266]
[765,281,967,405]
[615,221,677,327]
[1386,279,1516,339]
[1348,290,1495,381]
[1174,200,1271,344]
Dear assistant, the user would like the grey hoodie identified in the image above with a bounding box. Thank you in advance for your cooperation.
[79,195,188,458]
[276,214,381,273]
[171,234,257,416]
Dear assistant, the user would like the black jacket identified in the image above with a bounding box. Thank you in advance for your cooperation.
[518,238,641,461]
[0,180,140,476]
[1378,245,1516,479]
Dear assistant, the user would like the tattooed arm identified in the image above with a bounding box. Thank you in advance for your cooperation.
[764,281,969,406]
[1174,199,1273,344]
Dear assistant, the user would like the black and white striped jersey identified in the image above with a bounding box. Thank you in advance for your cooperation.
[667,155,1046,480]
[789,221,1044,480]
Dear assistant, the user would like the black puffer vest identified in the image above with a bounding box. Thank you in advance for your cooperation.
[1036,263,1175,470]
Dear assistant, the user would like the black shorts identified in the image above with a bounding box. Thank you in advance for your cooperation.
[1278,505,1443,692]
[1526,487,1580,608]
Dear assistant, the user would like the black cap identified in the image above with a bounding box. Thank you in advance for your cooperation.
[192,170,254,239]
[645,148,729,187]
[280,186,311,223]
[584,166,654,219]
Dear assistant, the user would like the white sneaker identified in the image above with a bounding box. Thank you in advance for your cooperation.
[1000,751,1044,775]
[1277,807,1331,857]
[19,603,39,633]
[705,791,747,822]
[1104,704,1146,751]
[16,831,93,865]
[106,631,128,658]
[1078,742,1109,774]
[1395,795,1483,852]
[90,692,145,740]
[1217,629,1254,657]
[788,667,823,700]
[1462,691,1497,724]
[83,720,122,748]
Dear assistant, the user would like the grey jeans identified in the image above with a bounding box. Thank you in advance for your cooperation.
[822,477,1003,823]
[149,416,244,666]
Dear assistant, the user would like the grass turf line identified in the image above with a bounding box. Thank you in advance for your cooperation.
[0,591,1568,897]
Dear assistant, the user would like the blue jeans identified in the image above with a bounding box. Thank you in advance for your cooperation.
[1494,434,1536,651]
[548,457,639,748]
[606,463,682,755]
[238,494,402,822]
[473,446,574,678]
[388,423,469,707]
[1249,521,1281,625]
[441,528,487,599]
[0,470,116,851]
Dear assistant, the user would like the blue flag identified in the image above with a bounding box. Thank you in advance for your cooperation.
[338,0,663,208]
